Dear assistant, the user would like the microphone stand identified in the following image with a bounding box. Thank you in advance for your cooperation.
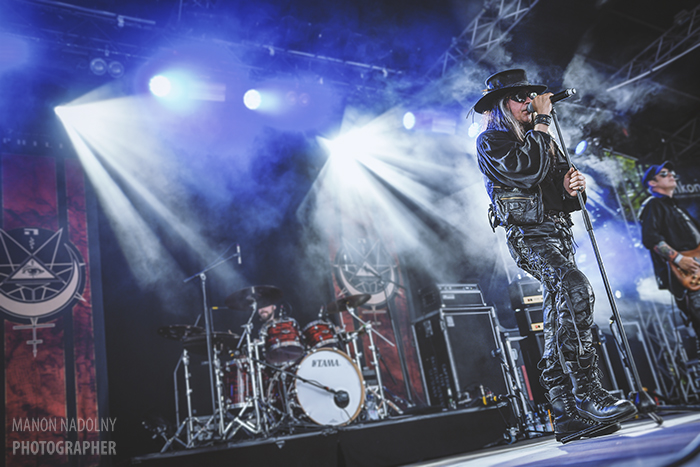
[549,106,663,436]
[183,244,243,437]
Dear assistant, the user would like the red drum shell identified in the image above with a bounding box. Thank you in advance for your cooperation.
[302,320,339,350]
[224,357,252,408]
[261,318,305,365]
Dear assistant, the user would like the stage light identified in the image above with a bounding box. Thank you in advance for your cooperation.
[575,140,588,155]
[403,112,416,130]
[149,75,172,97]
[468,122,481,138]
[108,61,125,78]
[243,89,262,110]
[90,58,107,76]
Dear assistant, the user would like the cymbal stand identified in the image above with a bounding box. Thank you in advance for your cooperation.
[341,319,364,369]
[344,304,395,419]
[183,244,243,440]
[160,348,195,452]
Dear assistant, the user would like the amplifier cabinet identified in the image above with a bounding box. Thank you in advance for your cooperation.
[509,278,543,309]
[419,283,485,313]
[515,306,544,336]
[412,307,508,407]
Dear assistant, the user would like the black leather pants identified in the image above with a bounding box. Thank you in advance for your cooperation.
[506,214,597,390]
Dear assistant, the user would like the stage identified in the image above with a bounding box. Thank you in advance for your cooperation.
[131,403,517,467]
[411,412,700,467]
[131,409,700,467]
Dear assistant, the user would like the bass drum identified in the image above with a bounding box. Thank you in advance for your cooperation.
[293,348,365,426]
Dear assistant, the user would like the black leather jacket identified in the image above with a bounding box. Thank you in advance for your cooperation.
[640,194,700,292]
[476,128,582,223]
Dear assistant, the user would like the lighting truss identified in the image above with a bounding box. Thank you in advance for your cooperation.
[636,302,700,404]
[3,0,404,94]
[607,5,700,92]
[425,0,540,79]
[659,114,700,162]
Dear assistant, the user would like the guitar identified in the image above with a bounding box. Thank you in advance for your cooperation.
[669,245,700,291]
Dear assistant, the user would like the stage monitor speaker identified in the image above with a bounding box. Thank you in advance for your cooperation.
[412,307,508,407]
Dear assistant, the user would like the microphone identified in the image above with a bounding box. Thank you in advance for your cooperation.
[527,88,576,113]
[236,244,242,265]
[333,390,350,409]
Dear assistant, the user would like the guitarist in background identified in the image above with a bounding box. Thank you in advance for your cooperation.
[639,161,700,348]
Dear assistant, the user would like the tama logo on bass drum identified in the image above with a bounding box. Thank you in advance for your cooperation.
[311,359,341,368]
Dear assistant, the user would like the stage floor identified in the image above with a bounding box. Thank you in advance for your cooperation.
[132,409,700,467]
[408,411,700,467]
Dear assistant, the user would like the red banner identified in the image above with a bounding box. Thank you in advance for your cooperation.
[3,153,100,467]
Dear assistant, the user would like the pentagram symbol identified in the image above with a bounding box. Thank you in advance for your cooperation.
[0,227,85,320]
[334,237,399,307]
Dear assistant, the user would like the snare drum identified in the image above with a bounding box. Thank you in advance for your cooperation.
[302,320,339,350]
[224,357,251,408]
[293,348,364,426]
[261,318,305,365]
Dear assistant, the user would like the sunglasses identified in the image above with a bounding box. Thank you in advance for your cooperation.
[657,170,676,178]
[509,90,536,103]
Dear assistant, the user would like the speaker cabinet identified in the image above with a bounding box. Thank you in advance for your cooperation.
[515,306,544,336]
[413,308,508,407]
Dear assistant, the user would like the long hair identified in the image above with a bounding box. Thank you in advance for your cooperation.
[483,96,557,154]
[483,97,531,141]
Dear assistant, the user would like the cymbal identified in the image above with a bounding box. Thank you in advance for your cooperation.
[327,294,371,313]
[183,331,241,355]
[157,324,204,342]
[224,285,283,311]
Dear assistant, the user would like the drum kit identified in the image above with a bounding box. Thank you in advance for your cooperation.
[157,285,401,451]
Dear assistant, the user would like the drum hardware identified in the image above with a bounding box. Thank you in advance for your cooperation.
[157,324,214,451]
[158,325,200,448]
[329,295,396,420]
[181,244,243,441]
[328,295,371,372]
[222,288,285,439]
[357,267,415,406]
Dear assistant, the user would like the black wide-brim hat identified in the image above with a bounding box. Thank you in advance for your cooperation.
[473,69,547,114]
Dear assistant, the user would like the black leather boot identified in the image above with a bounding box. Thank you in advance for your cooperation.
[570,366,637,423]
[548,385,621,442]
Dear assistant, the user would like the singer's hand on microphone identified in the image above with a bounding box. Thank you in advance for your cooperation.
[529,92,553,117]
[564,167,586,196]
